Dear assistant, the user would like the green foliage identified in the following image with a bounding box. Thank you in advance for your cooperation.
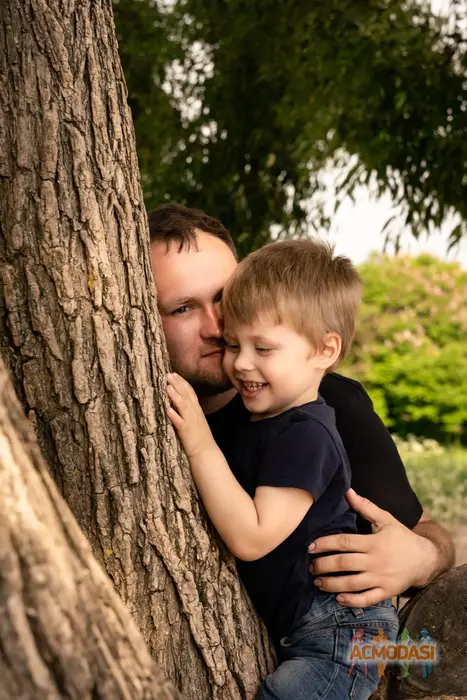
[344,253,467,443]
[396,437,467,523]
[113,0,467,256]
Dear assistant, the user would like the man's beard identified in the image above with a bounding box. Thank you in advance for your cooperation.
[188,370,233,397]
[170,353,233,397]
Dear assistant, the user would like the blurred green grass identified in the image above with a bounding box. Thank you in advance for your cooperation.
[395,436,467,524]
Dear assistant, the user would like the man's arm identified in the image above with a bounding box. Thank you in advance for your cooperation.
[320,373,423,530]
[309,490,455,607]
[411,511,455,586]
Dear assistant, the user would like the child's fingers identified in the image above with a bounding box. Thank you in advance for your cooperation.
[167,372,195,399]
[167,384,189,417]
[167,405,184,429]
[167,386,191,421]
[166,383,183,404]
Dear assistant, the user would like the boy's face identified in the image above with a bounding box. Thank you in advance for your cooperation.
[222,315,325,420]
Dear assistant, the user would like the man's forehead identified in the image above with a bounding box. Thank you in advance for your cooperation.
[151,236,237,306]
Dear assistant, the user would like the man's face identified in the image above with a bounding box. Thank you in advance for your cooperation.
[151,230,238,396]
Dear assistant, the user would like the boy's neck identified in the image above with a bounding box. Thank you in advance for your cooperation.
[250,384,321,422]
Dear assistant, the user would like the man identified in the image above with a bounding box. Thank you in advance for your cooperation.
[149,202,455,608]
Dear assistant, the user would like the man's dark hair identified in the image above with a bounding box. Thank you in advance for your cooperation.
[148,203,237,257]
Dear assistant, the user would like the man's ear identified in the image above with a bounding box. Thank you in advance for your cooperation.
[314,333,341,371]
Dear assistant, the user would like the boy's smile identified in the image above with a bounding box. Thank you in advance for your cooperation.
[237,379,269,400]
[222,316,326,420]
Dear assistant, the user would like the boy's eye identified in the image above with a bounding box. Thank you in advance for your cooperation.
[256,347,272,354]
[225,343,239,351]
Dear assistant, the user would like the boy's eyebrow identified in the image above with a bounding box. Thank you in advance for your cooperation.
[223,332,277,344]
[252,335,276,344]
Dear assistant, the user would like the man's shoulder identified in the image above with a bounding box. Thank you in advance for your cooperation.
[206,393,249,451]
[320,372,373,410]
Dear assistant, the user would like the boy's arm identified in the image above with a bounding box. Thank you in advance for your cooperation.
[190,446,314,560]
[166,373,314,560]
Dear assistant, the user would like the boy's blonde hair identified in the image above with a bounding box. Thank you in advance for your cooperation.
[222,239,362,370]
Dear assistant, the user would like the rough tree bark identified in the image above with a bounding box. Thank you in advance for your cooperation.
[0,1,274,698]
[0,358,181,700]
[370,565,467,700]
[391,566,467,699]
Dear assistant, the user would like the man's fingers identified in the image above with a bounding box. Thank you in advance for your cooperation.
[335,588,390,608]
[313,573,375,594]
[310,553,368,576]
[309,532,373,554]
[345,488,395,528]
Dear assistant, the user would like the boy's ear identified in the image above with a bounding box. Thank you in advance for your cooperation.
[314,333,341,370]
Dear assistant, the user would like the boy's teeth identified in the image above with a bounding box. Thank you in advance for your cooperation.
[243,381,264,390]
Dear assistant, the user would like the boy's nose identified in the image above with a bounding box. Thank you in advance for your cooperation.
[233,351,254,373]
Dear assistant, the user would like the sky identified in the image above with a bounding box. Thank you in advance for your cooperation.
[325,186,467,268]
[323,0,467,267]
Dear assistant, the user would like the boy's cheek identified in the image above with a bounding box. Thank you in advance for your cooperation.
[222,355,233,380]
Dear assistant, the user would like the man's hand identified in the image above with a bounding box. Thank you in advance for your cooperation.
[166,373,216,458]
[308,488,442,607]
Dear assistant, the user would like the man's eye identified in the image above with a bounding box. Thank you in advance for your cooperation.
[172,305,190,316]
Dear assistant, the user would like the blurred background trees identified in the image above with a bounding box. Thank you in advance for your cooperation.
[346,253,467,444]
[114,0,467,256]
[113,0,467,457]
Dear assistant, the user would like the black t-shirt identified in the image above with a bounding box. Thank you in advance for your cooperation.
[217,397,356,642]
[207,372,423,536]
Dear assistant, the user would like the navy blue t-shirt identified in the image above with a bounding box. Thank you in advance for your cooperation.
[219,396,356,643]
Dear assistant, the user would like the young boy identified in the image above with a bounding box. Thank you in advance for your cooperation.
[166,239,399,699]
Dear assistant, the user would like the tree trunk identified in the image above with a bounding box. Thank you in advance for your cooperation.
[0,358,181,700]
[370,565,467,700]
[0,2,274,698]
[390,565,467,699]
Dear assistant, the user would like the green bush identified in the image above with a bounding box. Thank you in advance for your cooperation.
[395,436,467,524]
[344,254,467,444]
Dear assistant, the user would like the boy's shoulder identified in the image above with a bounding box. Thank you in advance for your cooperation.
[290,398,335,428]
[265,400,341,452]
[256,402,350,487]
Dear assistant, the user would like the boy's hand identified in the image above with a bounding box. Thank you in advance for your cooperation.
[166,373,216,458]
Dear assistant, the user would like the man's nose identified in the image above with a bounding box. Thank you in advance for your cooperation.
[200,306,223,339]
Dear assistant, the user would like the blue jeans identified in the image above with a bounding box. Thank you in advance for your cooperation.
[257,590,400,700]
